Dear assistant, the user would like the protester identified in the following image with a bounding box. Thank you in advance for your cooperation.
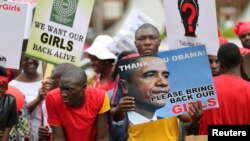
[9,39,44,141]
[234,21,250,55]
[208,36,229,76]
[110,23,203,141]
[208,54,220,77]
[106,51,138,141]
[111,23,162,109]
[45,66,110,141]
[109,51,139,99]
[198,43,250,135]
[85,35,117,91]
[234,21,250,80]
[38,63,76,141]
[0,66,18,141]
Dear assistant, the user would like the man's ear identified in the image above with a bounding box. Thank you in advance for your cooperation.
[120,79,128,95]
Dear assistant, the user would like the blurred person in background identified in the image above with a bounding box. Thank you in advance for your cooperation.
[208,35,228,76]
[85,35,117,91]
[234,21,250,81]
[234,21,250,55]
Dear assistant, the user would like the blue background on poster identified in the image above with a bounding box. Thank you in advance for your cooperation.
[156,45,219,117]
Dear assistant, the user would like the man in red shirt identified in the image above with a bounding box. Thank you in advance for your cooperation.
[234,21,250,80]
[45,66,110,141]
[199,43,250,135]
[234,21,250,55]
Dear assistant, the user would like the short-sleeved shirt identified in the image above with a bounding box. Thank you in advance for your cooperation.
[199,74,250,135]
[93,74,115,91]
[46,87,110,141]
[0,94,18,139]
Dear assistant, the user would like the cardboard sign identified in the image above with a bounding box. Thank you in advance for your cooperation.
[8,0,38,38]
[0,1,27,69]
[26,0,95,66]
[118,45,218,125]
[164,0,219,55]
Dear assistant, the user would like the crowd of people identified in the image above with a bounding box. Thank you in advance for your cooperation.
[0,20,250,141]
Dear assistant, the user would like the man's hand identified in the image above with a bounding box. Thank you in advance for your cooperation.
[38,126,50,140]
[188,100,203,123]
[178,101,203,135]
[110,96,135,122]
[37,77,52,101]
[118,96,135,112]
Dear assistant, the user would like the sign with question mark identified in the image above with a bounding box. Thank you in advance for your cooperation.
[180,2,198,36]
[164,0,219,56]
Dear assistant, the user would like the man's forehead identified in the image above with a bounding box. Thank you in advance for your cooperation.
[137,28,158,35]
[60,76,77,83]
[240,31,250,38]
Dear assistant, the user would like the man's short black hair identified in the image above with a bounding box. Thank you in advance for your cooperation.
[61,67,87,85]
[135,23,160,38]
[54,63,76,77]
[218,42,242,68]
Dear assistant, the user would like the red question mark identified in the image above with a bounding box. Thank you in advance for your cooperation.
[181,3,196,32]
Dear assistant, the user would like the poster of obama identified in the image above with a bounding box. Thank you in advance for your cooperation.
[117,45,219,125]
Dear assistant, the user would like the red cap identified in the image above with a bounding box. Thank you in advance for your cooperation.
[234,21,250,36]
[122,53,139,59]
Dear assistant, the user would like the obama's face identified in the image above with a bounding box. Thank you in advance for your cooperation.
[122,56,170,110]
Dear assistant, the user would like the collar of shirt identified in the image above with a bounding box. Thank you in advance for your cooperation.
[127,111,157,125]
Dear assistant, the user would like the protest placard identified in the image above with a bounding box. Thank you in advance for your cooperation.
[26,0,95,66]
[0,1,27,69]
[0,55,6,67]
[8,0,38,38]
[164,0,219,55]
[118,45,218,125]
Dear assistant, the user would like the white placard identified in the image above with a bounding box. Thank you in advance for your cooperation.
[164,0,219,55]
[0,1,28,68]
